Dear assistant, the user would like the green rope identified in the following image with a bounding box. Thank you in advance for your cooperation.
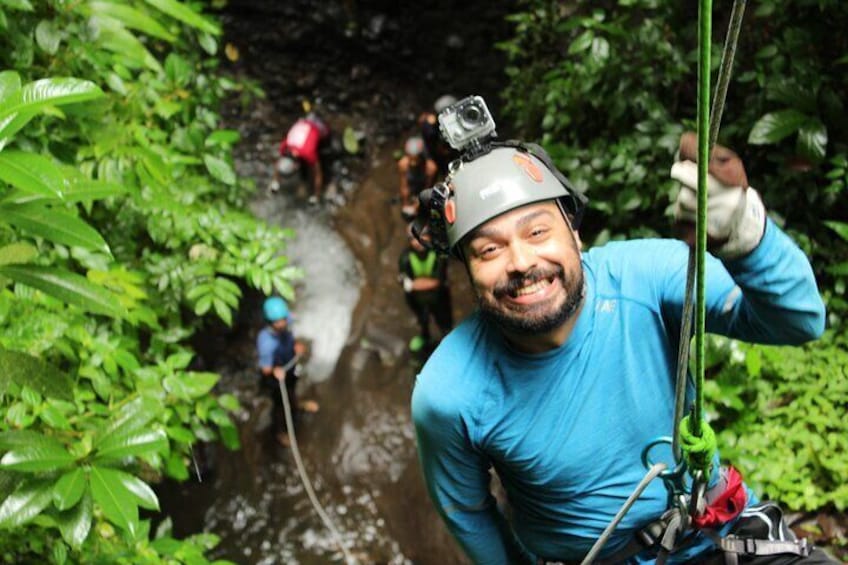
[673,0,747,470]
[692,0,712,443]
[679,415,716,481]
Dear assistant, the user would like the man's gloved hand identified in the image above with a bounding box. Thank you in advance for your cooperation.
[268,179,280,193]
[671,132,766,259]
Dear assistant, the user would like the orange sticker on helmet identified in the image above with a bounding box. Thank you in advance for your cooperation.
[444,199,456,225]
[513,153,544,183]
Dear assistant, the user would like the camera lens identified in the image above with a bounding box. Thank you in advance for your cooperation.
[460,105,482,127]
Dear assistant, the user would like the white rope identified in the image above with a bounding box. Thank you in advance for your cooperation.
[277,356,357,564]
[579,462,668,565]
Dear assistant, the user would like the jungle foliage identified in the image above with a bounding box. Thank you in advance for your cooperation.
[499,0,848,524]
[0,0,300,563]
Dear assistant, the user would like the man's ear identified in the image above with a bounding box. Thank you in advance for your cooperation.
[573,229,583,251]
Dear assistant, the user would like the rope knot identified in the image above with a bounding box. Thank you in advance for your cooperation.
[678,415,717,479]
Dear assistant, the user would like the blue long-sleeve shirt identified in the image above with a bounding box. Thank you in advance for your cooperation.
[411,220,824,564]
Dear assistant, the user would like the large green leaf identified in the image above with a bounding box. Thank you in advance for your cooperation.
[0,150,64,198]
[96,395,163,446]
[0,202,110,253]
[0,77,103,128]
[163,372,219,400]
[96,21,163,73]
[144,0,220,35]
[0,242,37,265]
[0,477,53,528]
[0,349,74,400]
[55,491,92,548]
[748,109,808,145]
[108,470,159,511]
[94,428,168,462]
[0,442,75,472]
[0,71,21,101]
[89,466,138,535]
[0,430,62,451]
[203,154,236,185]
[86,1,176,42]
[825,221,848,243]
[52,468,87,511]
[0,264,126,318]
[797,120,828,162]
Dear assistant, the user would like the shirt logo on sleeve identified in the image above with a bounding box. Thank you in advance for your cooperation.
[596,299,616,313]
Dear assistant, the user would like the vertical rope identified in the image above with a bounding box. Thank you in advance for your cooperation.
[672,0,747,460]
[692,0,713,438]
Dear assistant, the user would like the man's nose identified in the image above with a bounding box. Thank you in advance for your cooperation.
[506,240,536,274]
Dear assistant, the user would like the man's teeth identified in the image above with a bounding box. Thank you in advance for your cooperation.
[514,279,550,297]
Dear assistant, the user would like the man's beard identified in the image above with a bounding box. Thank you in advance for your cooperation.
[478,264,585,336]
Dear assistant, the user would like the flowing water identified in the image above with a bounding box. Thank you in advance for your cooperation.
[157,1,515,563]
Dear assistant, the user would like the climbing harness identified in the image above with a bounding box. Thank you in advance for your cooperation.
[276,355,358,564]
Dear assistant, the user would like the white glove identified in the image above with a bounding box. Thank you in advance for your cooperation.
[402,276,414,293]
[671,135,766,260]
[268,180,280,193]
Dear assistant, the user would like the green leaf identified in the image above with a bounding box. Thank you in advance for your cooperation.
[0,264,126,318]
[0,71,21,101]
[0,349,74,400]
[143,0,220,35]
[824,221,848,242]
[53,469,87,511]
[56,491,92,548]
[94,428,168,462]
[342,127,359,154]
[205,129,240,147]
[0,150,64,198]
[0,77,103,132]
[34,19,61,54]
[0,443,75,472]
[111,472,159,511]
[97,396,162,445]
[163,372,218,400]
[0,430,56,450]
[0,202,111,253]
[89,466,138,535]
[203,155,236,185]
[0,478,53,527]
[0,0,34,11]
[86,1,177,42]
[797,121,827,162]
[96,22,163,73]
[748,109,808,145]
[0,242,37,265]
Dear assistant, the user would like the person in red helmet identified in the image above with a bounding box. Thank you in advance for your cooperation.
[270,112,329,204]
[397,135,438,220]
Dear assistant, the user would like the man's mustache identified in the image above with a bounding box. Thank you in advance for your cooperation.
[493,266,564,299]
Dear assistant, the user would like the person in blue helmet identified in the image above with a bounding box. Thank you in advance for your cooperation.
[256,296,319,446]
[410,131,834,563]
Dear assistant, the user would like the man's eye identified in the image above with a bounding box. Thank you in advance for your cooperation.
[478,245,499,257]
[529,226,549,238]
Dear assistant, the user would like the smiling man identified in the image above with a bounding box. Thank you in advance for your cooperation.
[410,138,832,564]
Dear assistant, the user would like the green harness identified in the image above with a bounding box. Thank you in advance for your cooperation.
[409,250,437,278]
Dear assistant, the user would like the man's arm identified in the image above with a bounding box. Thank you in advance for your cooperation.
[412,380,531,564]
[668,133,825,343]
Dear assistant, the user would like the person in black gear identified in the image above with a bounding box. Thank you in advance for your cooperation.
[398,223,453,353]
[398,135,438,221]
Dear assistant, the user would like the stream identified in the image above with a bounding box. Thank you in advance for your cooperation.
[157,1,516,563]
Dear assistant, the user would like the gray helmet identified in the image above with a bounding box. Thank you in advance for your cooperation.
[277,155,299,176]
[444,145,579,252]
[434,95,458,115]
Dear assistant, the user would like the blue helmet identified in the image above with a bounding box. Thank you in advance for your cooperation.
[263,297,289,322]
